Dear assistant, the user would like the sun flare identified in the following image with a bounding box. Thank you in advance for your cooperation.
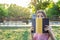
[0,0,31,7]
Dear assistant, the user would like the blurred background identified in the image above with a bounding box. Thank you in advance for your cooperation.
[0,0,60,25]
[0,0,60,40]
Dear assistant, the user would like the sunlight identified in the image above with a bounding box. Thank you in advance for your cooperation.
[0,0,31,7]
[53,0,58,3]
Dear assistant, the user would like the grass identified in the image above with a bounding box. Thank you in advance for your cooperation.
[0,26,59,40]
[52,26,60,40]
[0,27,31,40]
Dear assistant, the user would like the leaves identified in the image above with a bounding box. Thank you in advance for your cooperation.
[30,0,51,12]
[0,4,8,18]
[0,28,31,40]
[52,26,60,40]
[46,1,60,19]
[8,4,30,19]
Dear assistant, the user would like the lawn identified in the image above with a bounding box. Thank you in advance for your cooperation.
[0,26,59,40]
[0,27,32,40]
[52,26,60,40]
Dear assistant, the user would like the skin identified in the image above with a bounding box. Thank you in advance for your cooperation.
[45,25,56,40]
[37,13,45,18]
[37,12,56,40]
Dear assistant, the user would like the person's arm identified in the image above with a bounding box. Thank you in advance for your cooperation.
[48,28,56,40]
[45,25,56,40]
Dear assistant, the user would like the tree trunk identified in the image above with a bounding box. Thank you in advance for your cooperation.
[0,18,4,23]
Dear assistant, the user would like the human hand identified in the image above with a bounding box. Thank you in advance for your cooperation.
[44,25,51,31]
[31,27,34,31]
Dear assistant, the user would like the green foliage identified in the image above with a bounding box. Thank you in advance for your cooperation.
[30,0,51,13]
[35,1,50,10]
[52,26,60,40]
[0,4,31,21]
[0,4,8,18]
[46,1,60,19]
[8,4,30,19]
[22,31,29,40]
[0,27,31,40]
[30,0,60,20]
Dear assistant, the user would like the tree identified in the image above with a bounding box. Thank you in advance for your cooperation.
[30,0,52,13]
[0,4,8,22]
[46,1,60,20]
[8,4,30,20]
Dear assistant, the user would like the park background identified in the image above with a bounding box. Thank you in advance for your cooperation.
[0,0,60,40]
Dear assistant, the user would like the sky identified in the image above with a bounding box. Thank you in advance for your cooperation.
[53,0,58,3]
[0,0,31,7]
[0,0,58,7]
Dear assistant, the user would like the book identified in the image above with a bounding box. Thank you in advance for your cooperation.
[36,18,49,33]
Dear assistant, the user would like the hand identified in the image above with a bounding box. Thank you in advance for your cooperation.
[44,25,51,31]
[45,25,56,40]
[31,27,34,31]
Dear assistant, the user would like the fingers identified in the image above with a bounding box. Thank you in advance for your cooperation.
[45,25,48,26]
